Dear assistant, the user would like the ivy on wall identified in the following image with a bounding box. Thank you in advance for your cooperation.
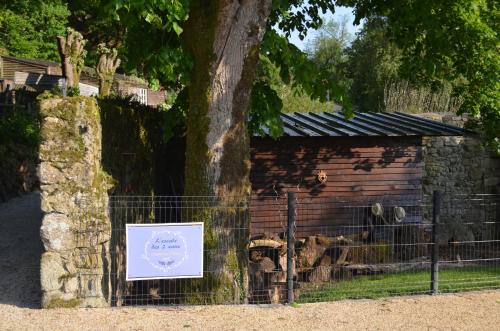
[99,96,184,195]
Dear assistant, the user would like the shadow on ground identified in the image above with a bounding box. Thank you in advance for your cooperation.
[0,192,43,308]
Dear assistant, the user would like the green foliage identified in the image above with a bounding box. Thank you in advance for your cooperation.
[0,0,69,61]
[0,107,40,201]
[69,0,192,90]
[346,17,401,112]
[306,16,353,93]
[250,28,351,137]
[249,54,339,138]
[340,0,500,151]
[66,86,80,97]
[249,56,284,138]
[250,78,284,138]
[0,108,40,149]
[75,1,348,138]
[269,1,336,40]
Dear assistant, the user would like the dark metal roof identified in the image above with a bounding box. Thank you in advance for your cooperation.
[1,55,148,87]
[1,55,59,68]
[262,111,471,137]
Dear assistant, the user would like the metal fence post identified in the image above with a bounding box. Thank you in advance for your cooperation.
[287,192,296,304]
[431,190,441,294]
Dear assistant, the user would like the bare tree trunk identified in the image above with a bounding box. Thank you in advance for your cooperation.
[182,0,272,303]
[96,45,121,97]
[57,29,86,89]
[57,36,74,88]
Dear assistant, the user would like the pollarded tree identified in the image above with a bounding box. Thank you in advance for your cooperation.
[57,28,87,90]
[96,44,121,97]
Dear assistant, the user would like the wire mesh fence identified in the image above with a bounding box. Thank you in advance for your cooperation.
[291,195,434,302]
[437,194,500,293]
[107,196,249,306]
[77,193,500,306]
[288,193,499,303]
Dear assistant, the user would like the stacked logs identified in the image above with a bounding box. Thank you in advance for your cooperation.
[248,233,295,304]
[249,226,429,303]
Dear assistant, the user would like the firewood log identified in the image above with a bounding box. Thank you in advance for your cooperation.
[309,255,332,282]
[296,236,327,269]
[249,239,284,249]
[316,235,353,247]
[335,247,350,265]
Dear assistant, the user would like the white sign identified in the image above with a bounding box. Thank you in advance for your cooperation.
[126,223,204,281]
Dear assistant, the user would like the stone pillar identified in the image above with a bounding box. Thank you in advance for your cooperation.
[38,96,113,308]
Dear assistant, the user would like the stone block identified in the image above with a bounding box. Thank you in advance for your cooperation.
[40,213,76,252]
[63,276,79,294]
[40,252,67,292]
[73,248,102,269]
[38,162,64,185]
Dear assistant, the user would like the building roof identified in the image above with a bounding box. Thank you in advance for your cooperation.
[259,111,471,137]
[1,55,148,87]
[1,55,59,68]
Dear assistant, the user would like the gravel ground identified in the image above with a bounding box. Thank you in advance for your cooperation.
[0,291,499,331]
[0,192,43,308]
[1,193,499,331]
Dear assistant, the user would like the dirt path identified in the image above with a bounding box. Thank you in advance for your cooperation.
[0,290,499,330]
[0,192,43,308]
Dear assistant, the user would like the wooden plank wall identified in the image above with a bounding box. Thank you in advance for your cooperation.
[1,58,47,78]
[250,136,423,236]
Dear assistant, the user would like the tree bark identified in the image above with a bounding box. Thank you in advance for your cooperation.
[57,36,75,88]
[96,49,121,97]
[57,29,86,89]
[182,0,272,303]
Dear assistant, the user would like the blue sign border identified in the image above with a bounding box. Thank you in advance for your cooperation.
[126,222,204,281]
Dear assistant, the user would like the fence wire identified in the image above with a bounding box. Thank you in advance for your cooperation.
[77,193,499,306]
[108,196,249,306]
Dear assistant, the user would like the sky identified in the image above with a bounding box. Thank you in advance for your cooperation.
[287,6,363,50]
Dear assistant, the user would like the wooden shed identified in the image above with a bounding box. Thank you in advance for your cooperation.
[249,111,469,236]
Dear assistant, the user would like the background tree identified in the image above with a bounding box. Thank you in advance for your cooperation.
[345,17,401,112]
[0,0,69,61]
[339,0,500,151]
[306,15,353,97]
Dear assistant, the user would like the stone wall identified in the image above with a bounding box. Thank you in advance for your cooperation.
[420,113,500,196]
[420,113,500,242]
[38,96,113,308]
[422,135,500,196]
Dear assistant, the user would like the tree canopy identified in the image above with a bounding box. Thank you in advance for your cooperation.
[0,1,69,61]
[340,0,499,151]
[1,1,498,150]
[345,17,401,112]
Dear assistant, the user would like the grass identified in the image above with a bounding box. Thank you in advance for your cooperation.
[297,266,500,303]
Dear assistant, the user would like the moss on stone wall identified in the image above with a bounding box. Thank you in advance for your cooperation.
[99,96,168,195]
[39,95,112,308]
[45,297,82,309]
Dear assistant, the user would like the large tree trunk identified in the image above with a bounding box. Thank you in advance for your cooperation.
[182,0,271,303]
